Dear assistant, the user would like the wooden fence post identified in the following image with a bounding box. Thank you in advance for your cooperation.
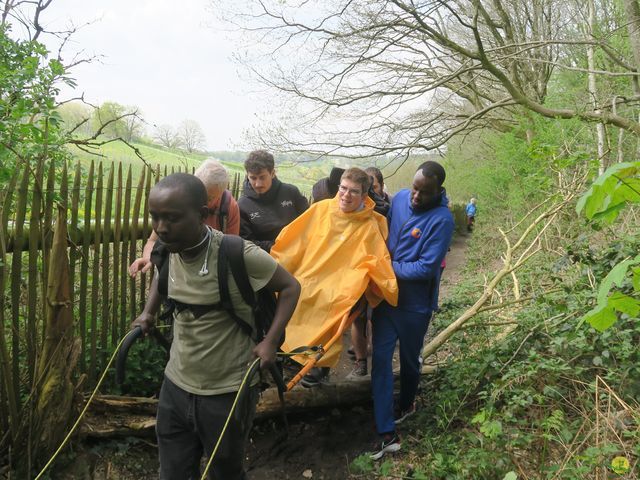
[120,166,133,335]
[26,160,43,387]
[112,164,123,346]
[0,170,19,446]
[79,160,95,373]
[89,163,104,382]
[32,206,80,466]
[100,164,114,357]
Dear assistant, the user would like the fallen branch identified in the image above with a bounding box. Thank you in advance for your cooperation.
[81,366,438,439]
[422,190,578,362]
[475,288,561,314]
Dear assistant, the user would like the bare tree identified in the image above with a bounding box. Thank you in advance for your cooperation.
[154,124,182,149]
[178,119,206,153]
[57,101,94,137]
[122,105,144,142]
[219,0,640,162]
[67,102,148,164]
[91,101,127,139]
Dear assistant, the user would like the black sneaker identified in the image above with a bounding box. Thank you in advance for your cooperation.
[347,347,356,360]
[346,359,368,380]
[300,367,330,388]
[394,401,416,425]
[369,433,401,460]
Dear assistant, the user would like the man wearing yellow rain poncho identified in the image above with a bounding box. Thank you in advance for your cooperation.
[270,167,398,387]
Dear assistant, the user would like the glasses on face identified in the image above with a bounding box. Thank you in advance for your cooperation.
[338,184,362,196]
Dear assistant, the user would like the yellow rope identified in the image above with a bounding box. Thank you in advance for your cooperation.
[34,332,130,480]
[200,357,262,480]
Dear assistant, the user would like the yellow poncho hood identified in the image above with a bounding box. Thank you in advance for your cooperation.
[271,194,398,367]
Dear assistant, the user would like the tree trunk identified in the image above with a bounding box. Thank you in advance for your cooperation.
[622,0,640,156]
[586,0,608,174]
[31,207,80,466]
[623,0,640,89]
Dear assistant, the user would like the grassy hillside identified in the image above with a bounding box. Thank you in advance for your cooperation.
[67,140,315,194]
[68,141,234,177]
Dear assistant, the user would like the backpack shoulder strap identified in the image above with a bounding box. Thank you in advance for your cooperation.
[221,234,256,308]
[150,240,170,297]
[220,190,230,215]
[218,234,255,338]
[218,190,229,233]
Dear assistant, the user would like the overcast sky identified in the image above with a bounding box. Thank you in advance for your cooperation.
[43,0,261,150]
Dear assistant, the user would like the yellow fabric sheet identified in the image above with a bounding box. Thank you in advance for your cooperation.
[271,195,398,367]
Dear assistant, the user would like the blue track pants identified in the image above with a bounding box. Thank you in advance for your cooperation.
[371,302,432,435]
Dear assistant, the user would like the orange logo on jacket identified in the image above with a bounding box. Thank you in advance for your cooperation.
[411,228,422,238]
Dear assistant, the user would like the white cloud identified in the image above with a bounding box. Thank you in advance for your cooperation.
[43,0,263,150]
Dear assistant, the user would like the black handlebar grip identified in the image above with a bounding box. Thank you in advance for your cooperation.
[115,326,144,385]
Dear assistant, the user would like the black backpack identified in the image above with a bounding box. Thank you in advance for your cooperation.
[208,190,230,233]
[150,234,281,346]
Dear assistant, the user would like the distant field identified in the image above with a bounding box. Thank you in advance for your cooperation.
[67,141,314,194]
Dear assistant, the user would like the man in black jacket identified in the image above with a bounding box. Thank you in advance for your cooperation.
[238,150,309,252]
[311,166,345,202]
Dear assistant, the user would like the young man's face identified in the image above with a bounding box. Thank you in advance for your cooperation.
[149,186,207,253]
[247,168,275,194]
[338,178,365,213]
[411,171,441,211]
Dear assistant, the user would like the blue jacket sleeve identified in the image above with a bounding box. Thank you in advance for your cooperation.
[392,219,454,281]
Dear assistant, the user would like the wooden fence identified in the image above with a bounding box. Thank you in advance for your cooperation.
[0,159,243,398]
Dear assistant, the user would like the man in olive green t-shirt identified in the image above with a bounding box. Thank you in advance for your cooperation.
[133,173,300,480]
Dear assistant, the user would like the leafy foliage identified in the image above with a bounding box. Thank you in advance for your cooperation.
[445,115,591,230]
[381,230,640,479]
[370,123,639,478]
[0,24,72,181]
[101,338,168,397]
[577,161,640,331]
[577,162,640,223]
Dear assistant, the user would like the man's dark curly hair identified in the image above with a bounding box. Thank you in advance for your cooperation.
[245,150,275,174]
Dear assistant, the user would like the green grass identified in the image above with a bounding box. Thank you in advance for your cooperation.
[69,141,220,176]
[67,140,314,194]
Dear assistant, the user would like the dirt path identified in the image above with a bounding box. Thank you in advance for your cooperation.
[439,233,468,298]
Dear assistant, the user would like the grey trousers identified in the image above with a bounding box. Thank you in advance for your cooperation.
[156,376,259,480]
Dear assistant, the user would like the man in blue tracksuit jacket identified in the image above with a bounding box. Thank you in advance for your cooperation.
[370,161,454,460]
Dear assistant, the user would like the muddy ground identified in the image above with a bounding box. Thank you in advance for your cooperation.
[60,234,468,480]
